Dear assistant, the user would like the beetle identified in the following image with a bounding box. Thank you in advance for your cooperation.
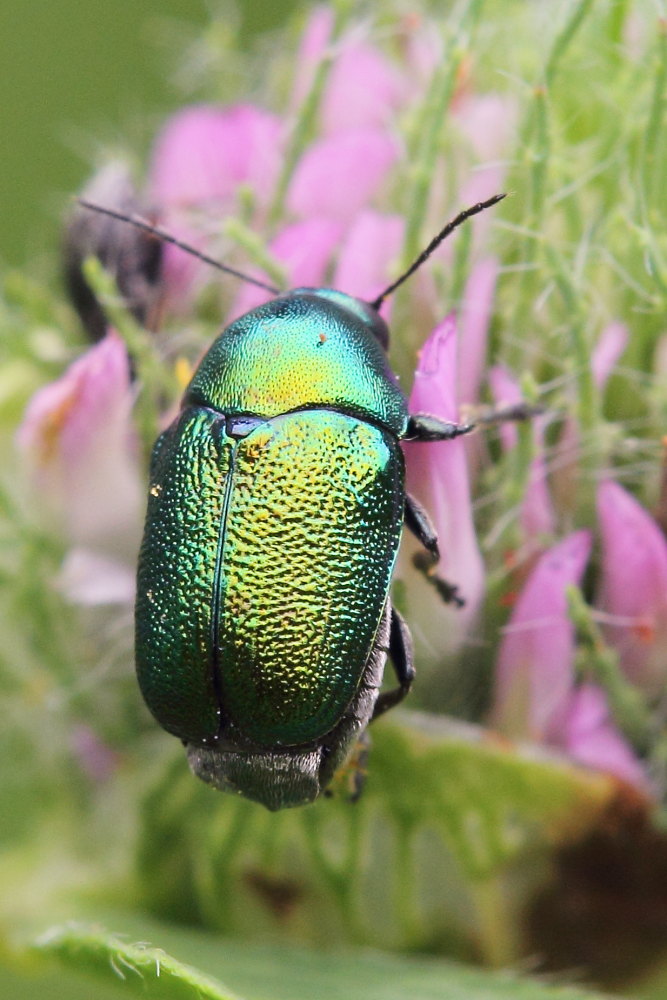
[80,194,505,810]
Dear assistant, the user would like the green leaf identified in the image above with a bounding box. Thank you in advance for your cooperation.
[29,916,619,1000]
[31,923,239,1000]
[136,713,620,964]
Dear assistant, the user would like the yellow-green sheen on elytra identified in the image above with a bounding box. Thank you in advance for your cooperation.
[135,290,409,761]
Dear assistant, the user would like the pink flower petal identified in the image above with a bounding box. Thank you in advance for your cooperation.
[155,216,210,310]
[455,94,518,162]
[492,531,592,740]
[404,314,485,642]
[597,480,667,695]
[333,210,404,305]
[488,365,555,543]
[147,104,284,307]
[457,257,498,406]
[322,41,405,133]
[58,548,136,605]
[71,724,119,783]
[550,683,648,789]
[229,217,344,320]
[149,104,283,209]
[290,5,334,109]
[591,322,628,388]
[17,331,142,555]
[287,127,399,222]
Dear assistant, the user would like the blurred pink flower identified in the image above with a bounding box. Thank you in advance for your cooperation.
[17,331,142,560]
[292,10,406,127]
[148,104,284,299]
[455,94,518,162]
[58,548,136,605]
[488,364,555,544]
[321,40,405,133]
[551,321,629,520]
[287,127,399,222]
[149,103,283,209]
[548,683,648,789]
[290,5,334,109]
[491,530,645,786]
[457,257,499,407]
[597,480,667,698]
[71,724,120,783]
[399,15,442,88]
[591,321,628,387]
[333,210,404,306]
[492,531,592,741]
[404,313,485,646]
[229,217,344,320]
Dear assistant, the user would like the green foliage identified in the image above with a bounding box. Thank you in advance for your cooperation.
[23,915,612,1000]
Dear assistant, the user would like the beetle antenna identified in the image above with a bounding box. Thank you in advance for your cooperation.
[369,193,507,311]
[76,198,282,296]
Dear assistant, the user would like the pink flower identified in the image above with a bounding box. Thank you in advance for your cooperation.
[17,332,142,560]
[403,313,485,649]
[492,531,592,741]
[597,480,667,697]
[287,127,399,222]
[229,217,344,320]
[551,322,629,517]
[149,104,283,209]
[591,321,628,387]
[70,724,120,783]
[549,683,648,789]
[290,5,334,110]
[491,531,645,786]
[457,257,499,407]
[333,210,404,306]
[321,40,405,133]
[455,94,518,162]
[488,365,555,544]
[148,104,284,299]
[292,12,406,129]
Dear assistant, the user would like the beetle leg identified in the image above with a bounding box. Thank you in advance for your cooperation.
[404,492,439,560]
[405,414,473,441]
[412,552,465,607]
[406,403,542,442]
[372,605,415,720]
[404,493,465,608]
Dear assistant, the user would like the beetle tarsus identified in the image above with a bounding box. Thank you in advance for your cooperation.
[413,551,466,608]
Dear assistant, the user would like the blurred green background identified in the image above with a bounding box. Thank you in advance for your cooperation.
[0,0,296,269]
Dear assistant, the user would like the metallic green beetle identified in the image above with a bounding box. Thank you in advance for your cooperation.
[129,197,504,810]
